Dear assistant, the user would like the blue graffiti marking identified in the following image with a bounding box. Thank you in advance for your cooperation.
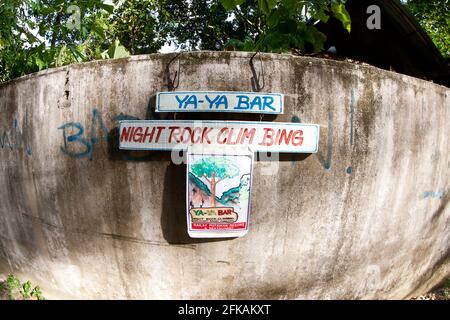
[291,116,301,123]
[0,131,13,150]
[350,90,355,146]
[422,191,445,199]
[316,111,333,171]
[0,118,32,156]
[290,116,301,167]
[90,108,109,145]
[58,108,109,159]
[114,113,140,121]
[59,109,143,160]
[58,122,92,159]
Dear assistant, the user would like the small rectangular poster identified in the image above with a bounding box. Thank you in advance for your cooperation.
[186,147,254,238]
[157,91,283,114]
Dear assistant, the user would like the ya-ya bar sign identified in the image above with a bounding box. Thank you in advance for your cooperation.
[156,91,284,114]
[119,120,319,153]
[119,91,320,238]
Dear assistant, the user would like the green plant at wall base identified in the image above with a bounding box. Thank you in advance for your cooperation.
[0,274,45,300]
[220,0,351,53]
[444,278,450,299]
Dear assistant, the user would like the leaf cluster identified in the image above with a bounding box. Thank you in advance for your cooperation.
[0,274,45,300]
[221,0,351,53]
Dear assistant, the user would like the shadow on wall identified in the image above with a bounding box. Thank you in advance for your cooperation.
[160,162,237,244]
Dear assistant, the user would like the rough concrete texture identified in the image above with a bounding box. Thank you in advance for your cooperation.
[0,51,449,299]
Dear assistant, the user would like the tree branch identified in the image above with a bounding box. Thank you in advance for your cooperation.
[51,10,63,48]
[202,174,211,184]
[235,8,263,35]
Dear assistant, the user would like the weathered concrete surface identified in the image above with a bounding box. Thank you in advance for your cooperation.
[0,51,448,299]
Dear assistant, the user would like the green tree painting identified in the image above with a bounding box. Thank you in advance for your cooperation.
[191,157,240,207]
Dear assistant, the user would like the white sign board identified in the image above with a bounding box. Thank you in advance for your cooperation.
[187,147,253,238]
[119,120,319,153]
[156,91,283,114]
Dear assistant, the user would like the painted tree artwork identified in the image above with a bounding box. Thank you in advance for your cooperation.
[187,151,253,237]
[191,157,239,207]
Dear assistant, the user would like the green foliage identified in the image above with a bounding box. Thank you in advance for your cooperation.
[221,0,351,53]
[1,0,448,83]
[101,39,130,59]
[31,286,45,300]
[221,0,245,10]
[258,0,277,15]
[331,2,351,33]
[443,278,450,298]
[0,0,118,82]
[404,0,450,57]
[0,0,352,82]
[109,0,165,55]
[192,157,239,181]
[0,274,45,300]
[158,0,247,51]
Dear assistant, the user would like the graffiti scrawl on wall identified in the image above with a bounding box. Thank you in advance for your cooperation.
[58,108,139,159]
[0,118,32,156]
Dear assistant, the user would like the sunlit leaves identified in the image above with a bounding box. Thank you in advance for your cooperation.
[258,0,277,15]
[220,0,245,10]
[225,37,257,51]
[0,0,126,82]
[220,0,351,54]
[101,39,130,59]
[331,2,351,33]
[405,0,449,57]
[0,0,358,83]
[110,0,164,55]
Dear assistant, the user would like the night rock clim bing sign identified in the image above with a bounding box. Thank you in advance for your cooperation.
[119,120,319,153]
[119,91,320,238]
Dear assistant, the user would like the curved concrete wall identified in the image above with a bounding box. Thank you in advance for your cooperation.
[0,52,448,299]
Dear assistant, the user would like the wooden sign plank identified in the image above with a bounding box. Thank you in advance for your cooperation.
[119,120,319,153]
[156,91,284,114]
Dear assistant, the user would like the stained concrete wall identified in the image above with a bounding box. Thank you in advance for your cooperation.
[0,51,448,299]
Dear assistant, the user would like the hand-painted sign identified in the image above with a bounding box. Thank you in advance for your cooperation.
[156,91,283,114]
[119,120,319,153]
[187,147,253,238]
